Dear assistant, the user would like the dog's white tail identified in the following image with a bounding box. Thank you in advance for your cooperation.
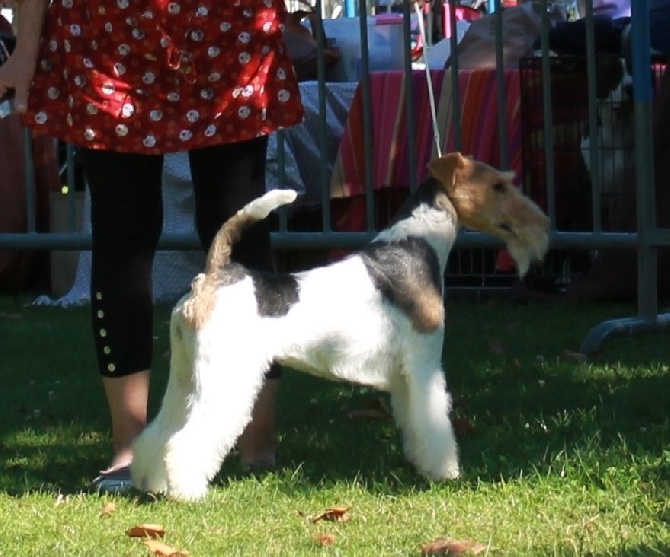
[205,189,298,273]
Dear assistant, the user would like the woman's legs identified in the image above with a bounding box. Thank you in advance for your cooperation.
[238,377,279,468]
[188,137,280,468]
[79,148,164,473]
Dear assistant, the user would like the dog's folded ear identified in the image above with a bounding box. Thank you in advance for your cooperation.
[427,152,468,186]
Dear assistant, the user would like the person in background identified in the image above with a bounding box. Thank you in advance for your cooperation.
[0,0,304,492]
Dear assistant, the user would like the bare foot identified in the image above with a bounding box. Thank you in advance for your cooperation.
[101,371,149,472]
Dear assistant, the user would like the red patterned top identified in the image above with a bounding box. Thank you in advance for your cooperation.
[22,0,304,154]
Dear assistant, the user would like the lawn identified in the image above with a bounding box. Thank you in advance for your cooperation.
[0,295,669,556]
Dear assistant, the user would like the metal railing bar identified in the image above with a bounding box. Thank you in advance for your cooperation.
[357,0,375,231]
[538,0,557,226]
[22,128,37,233]
[0,230,651,251]
[583,0,604,233]
[579,0,669,354]
[492,0,508,169]
[402,3,418,191]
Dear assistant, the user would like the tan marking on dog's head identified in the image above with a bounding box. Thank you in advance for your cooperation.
[428,152,551,276]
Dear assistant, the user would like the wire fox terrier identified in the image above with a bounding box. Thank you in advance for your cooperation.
[131,152,550,501]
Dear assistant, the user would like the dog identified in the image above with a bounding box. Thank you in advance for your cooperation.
[131,152,550,501]
[579,59,635,231]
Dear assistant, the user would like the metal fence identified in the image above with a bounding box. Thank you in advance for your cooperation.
[1,1,668,354]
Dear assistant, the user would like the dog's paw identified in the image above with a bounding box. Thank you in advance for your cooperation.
[422,468,460,482]
[441,465,460,481]
[419,462,460,482]
[130,462,168,495]
[167,480,209,502]
[410,443,460,482]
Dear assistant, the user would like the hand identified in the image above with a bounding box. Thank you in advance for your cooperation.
[0,50,37,113]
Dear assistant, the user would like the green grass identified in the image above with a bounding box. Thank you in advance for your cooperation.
[1,296,669,556]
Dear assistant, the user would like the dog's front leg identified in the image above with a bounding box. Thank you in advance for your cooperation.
[131,366,186,495]
[388,373,419,466]
[399,338,460,481]
[131,312,195,495]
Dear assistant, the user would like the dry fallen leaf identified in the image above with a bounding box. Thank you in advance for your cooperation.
[311,506,352,523]
[421,536,488,556]
[100,502,116,518]
[314,533,337,546]
[126,524,167,539]
[144,539,190,556]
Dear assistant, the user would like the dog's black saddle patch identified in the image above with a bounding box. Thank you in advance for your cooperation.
[361,236,443,321]
[251,271,300,317]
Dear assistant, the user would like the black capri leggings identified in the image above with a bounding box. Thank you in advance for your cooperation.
[79,136,282,379]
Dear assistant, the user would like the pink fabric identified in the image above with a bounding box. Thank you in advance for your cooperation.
[443,4,482,39]
[330,69,446,200]
[441,69,523,183]
[331,68,523,197]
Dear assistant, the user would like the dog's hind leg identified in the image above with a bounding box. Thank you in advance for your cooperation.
[399,339,459,481]
[161,336,268,501]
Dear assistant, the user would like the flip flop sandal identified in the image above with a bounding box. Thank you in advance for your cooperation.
[91,465,133,494]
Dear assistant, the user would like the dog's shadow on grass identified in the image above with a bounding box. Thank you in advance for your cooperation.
[211,371,435,496]
[213,346,670,497]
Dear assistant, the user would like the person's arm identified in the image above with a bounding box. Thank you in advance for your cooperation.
[0,0,49,113]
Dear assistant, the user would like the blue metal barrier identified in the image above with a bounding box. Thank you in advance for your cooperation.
[1,1,668,355]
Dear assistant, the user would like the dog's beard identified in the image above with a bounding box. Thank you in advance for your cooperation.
[506,231,549,277]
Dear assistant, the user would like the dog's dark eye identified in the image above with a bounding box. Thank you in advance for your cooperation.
[492,182,506,193]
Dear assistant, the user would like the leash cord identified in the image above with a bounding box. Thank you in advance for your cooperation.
[413,1,443,158]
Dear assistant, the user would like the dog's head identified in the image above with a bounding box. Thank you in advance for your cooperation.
[428,152,550,276]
